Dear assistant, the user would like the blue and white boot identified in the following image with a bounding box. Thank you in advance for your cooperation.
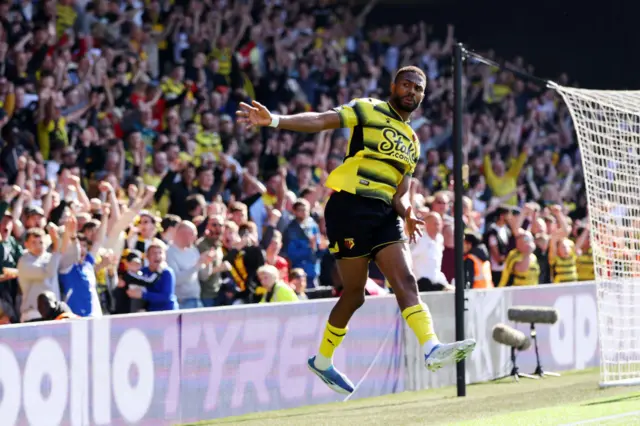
[307,356,355,395]
[424,339,476,372]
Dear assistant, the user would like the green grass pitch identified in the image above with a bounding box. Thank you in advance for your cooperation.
[182,368,640,425]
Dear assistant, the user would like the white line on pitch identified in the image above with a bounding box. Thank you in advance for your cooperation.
[560,410,640,425]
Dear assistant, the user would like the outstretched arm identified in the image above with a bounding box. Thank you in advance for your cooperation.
[236,101,341,133]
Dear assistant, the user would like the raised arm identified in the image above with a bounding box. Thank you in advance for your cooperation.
[574,225,590,256]
[90,206,110,257]
[104,187,156,252]
[525,166,541,201]
[69,175,91,212]
[60,215,80,272]
[236,100,341,133]
[98,181,121,225]
[558,168,575,200]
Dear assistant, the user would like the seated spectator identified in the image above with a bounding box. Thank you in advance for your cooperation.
[289,268,308,300]
[257,264,298,303]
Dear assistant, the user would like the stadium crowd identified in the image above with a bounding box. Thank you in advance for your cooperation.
[0,0,594,325]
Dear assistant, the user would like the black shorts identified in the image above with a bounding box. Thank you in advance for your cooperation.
[325,191,405,260]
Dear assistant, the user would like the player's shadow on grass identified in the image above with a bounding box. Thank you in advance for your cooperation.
[583,393,640,407]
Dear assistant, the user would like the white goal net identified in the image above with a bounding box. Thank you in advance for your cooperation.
[557,86,640,387]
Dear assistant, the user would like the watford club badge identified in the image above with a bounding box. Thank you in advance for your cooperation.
[344,238,355,250]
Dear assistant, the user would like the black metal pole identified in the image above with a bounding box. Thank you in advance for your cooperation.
[452,43,466,398]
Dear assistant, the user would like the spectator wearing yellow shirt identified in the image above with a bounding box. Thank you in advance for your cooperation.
[483,142,529,206]
[575,225,595,281]
[195,111,222,159]
[56,0,77,38]
[498,230,540,287]
[143,151,168,188]
[36,88,93,161]
[483,69,513,104]
[209,13,252,82]
[139,152,169,215]
[257,264,298,304]
[161,66,190,102]
[548,205,578,283]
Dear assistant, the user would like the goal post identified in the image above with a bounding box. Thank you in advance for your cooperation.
[457,44,640,387]
[556,86,640,387]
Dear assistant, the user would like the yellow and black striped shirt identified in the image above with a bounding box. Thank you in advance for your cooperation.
[195,131,222,159]
[498,249,540,287]
[552,243,578,283]
[210,47,232,77]
[577,247,595,281]
[328,98,419,205]
[56,5,77,37]
[161,78,185,100]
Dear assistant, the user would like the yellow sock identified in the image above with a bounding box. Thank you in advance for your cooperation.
[402,304,438,346]
[318,322,348,362]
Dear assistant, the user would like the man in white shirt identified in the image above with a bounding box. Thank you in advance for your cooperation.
[410,212,452,291]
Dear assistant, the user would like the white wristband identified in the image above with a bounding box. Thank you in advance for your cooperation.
[269,114,280,128]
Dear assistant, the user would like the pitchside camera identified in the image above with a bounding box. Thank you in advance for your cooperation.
[508,306,561,379]
[492,323,533,382]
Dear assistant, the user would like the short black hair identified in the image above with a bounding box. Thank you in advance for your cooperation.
[394,66,427,84]
[196,165,213,176]
[299,187,316,198]
[185,194,206,213]
[293,199,310,211]
[161,215,181,231]
[495,206,511,217]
